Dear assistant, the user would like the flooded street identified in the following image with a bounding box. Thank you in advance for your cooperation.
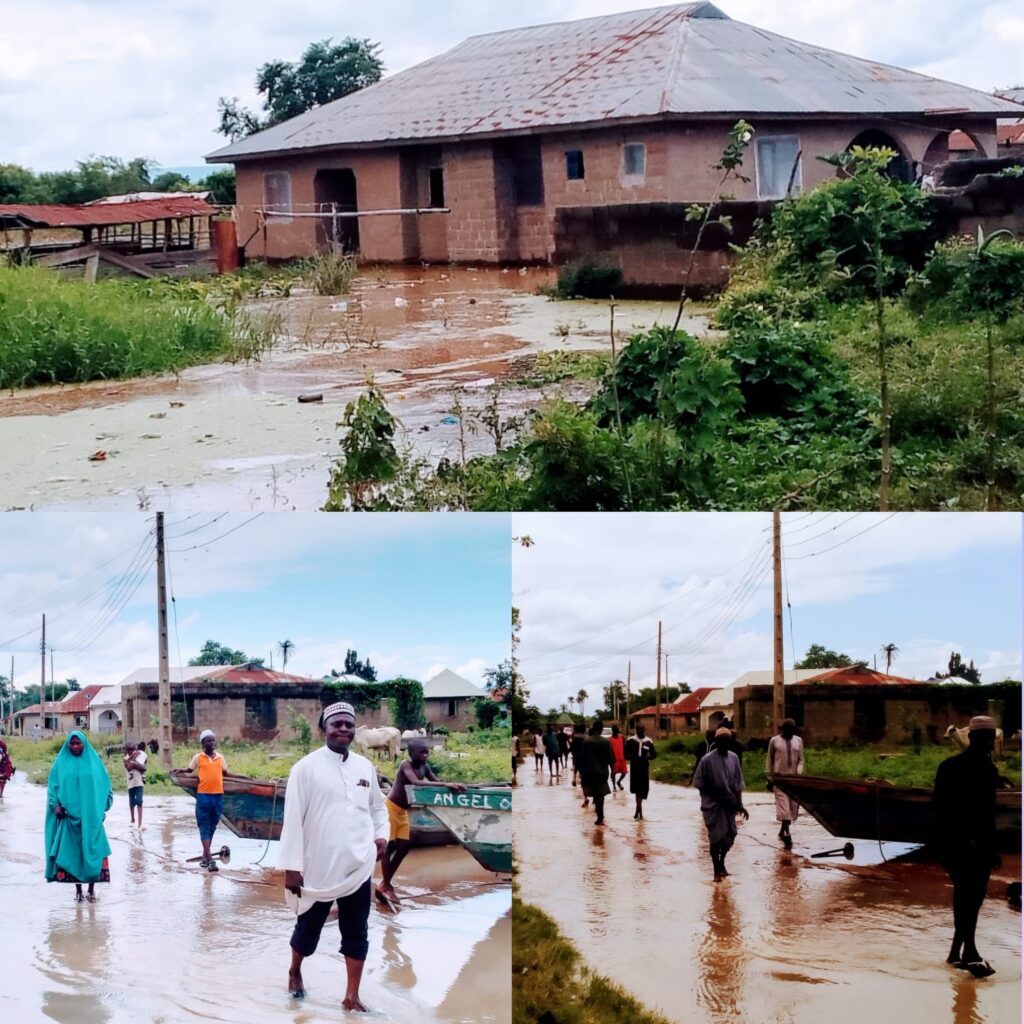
[514,769,1020,1024]
[0,267,698,511]
[0,774,510,1023]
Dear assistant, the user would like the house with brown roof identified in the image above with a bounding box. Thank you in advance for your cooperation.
[208,3,1018,289]
[9,685,105,737]
[422,669,486,731]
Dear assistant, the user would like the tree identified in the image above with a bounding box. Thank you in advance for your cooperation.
[188,640,264,667]
[472,696,501,729]
[343,649,377,682]
[197,169,236,205]
[937,651,982,685]
[278,639,295,671]
[151,171,191,192]
[15,683,68,710]
[65,678,80,691]
[576,689,589,718]
[603,680,628,718]
[217,38,385,140]
[795,644,854,669]
[880,642,899,674]
[0,163,36,203]
[629,686,681,713]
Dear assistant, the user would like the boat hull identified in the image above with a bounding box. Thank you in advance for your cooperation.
[768,773,1022,849]
[169,771,453,847]
[406,784,512,873]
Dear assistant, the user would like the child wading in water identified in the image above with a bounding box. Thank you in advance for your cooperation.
[377,738,466,907]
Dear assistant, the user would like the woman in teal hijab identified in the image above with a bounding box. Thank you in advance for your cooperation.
[46,731,113,901]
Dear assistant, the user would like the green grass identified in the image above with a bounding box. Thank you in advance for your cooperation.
[508,351,611,389]
[648,736,1022,792]
[0,265,235,388]
[2,730,510,793]
[513,895,670,1024]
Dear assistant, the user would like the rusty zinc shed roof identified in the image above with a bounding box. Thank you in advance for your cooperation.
[209,2,1022,162]
[0,196,216,230]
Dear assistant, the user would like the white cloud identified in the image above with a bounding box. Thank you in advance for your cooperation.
[2,1,1018,170]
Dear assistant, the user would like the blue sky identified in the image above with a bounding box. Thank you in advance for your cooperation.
[0,513,511,689]
[1,1,1021,172]
[512,513,1021,711]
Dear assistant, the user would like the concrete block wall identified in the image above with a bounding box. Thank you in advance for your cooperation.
[445,142,503,261]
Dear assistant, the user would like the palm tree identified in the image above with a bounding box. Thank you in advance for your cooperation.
[576,689,589,719]
[880,643,899,674]
[567,696,576,716]
[278,639,296,671]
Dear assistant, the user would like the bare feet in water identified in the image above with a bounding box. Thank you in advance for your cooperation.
[288,971,306,999]
[342,996,368,1012]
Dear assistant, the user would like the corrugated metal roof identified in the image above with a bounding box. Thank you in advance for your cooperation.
[189,664,318,685]
[673,686,716,712]
[209,2,1020,161]
[59,685,105,714]
[801,666,923,686]
[423,669,484,699]
[0,197,216,230]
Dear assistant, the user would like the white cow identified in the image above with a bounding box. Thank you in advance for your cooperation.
[945,723,1004,759]
[353,725,401,762]
[401,728,427,748]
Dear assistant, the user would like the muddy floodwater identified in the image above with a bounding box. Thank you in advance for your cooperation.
[0,267,701,511]
[0,774,510,1023]
[514,770,1020,1024]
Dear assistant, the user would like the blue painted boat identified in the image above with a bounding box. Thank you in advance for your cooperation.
[169,770,453,846]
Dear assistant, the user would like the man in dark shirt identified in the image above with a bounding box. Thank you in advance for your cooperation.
[579,722,615,826]
[933,716,1001,978]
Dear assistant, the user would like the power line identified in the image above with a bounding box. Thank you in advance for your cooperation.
[165,514,229,540]
[168,514,264,553]
[787,514,899,561]
[783,512,863,548]
[518,540,769,663]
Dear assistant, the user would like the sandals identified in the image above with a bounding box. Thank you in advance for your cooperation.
[964,960,995,978]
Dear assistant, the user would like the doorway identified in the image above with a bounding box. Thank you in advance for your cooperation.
[314,169,359,252]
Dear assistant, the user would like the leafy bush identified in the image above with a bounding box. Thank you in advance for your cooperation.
[554,260,623,299]
[763,166,937,298]
[909,235,1024,322]
[301,251,358,296]
[723,319,865,427]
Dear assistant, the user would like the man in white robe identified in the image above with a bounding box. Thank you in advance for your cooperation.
[278,701,388,1011]
[765,718,804,847]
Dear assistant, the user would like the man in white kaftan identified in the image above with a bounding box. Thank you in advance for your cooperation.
[279,701,388,1011]
[765,718,804,846]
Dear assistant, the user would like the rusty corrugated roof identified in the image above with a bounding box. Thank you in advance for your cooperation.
[192,664,318,685]
[0,197,216,230]
[59,685,105,714]
[209,2,1021,162]
[801,666,923,686]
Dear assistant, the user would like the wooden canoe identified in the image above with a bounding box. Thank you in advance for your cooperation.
[768,773,1022,849]
[405,784,512,873]
[168,770,454,847]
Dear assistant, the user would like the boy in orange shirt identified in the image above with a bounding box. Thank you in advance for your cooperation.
[188,729,228,871]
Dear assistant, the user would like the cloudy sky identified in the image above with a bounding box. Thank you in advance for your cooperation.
[512,513,1022,712]
[0,513,510,691]
[2,0,1021,172]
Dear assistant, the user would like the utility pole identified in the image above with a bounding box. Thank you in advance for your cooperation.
[50,648,56,730]
[40,613,46,716]
[656,620,663,738]
[156,513,173,768]
[773,510,785,733]
[626,661,631,730]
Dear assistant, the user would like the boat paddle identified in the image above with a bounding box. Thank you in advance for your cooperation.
[811,843,855,860]
[186,845,231,864]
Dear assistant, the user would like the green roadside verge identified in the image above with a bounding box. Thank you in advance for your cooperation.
[513,893,669,1024]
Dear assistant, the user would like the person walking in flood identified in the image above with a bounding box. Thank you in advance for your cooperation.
[45,731,112,902]
[377,737,465,906]
[124,741,147,828]
[0,738,15,797]
[765,719,803,847]
[580,722,614,825]
[570,722,587,796]
[609,724,627,790]
[692,726,748,881]
[543,724,561,778]
[533,731,544,771]
[188,729,229,871]
[625,725,656,820]
[933,715,1001,978]
[279,702,388,1011]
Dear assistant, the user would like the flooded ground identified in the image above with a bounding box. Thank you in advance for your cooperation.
[514,769,1020,1024]
[0,267,701,511]
[0,774,510,1023]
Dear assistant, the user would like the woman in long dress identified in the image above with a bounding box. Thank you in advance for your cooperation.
[625,726,656,820]
[766,718,804,847]
[45,731,113,901]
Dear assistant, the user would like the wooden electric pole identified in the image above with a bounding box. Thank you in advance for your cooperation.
[772,510,785,732]
[156,513,173,768]
[626,661,631,729]
[655,620,663,738]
